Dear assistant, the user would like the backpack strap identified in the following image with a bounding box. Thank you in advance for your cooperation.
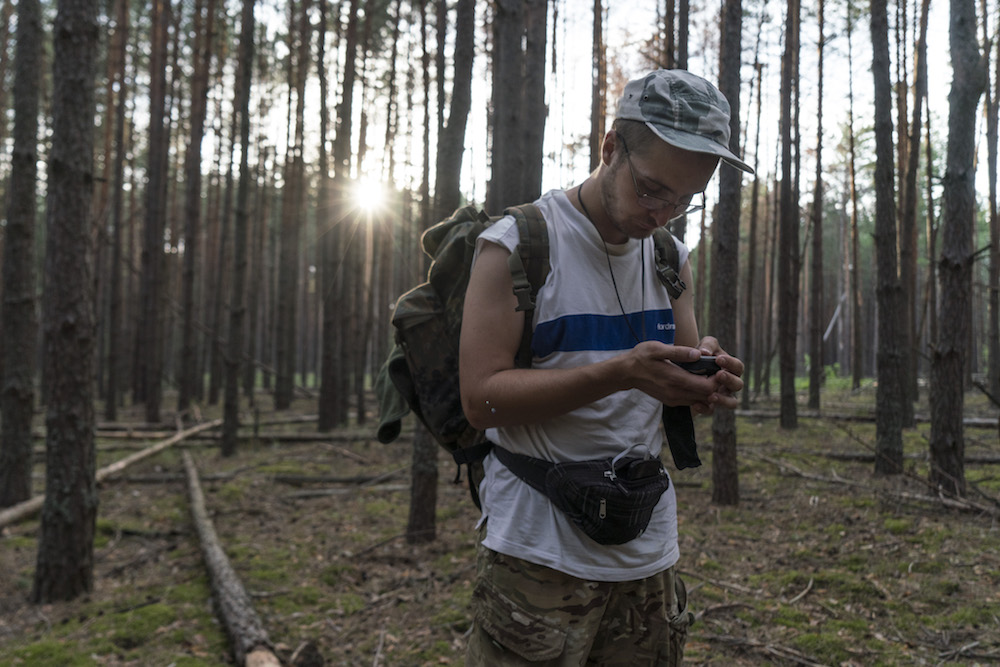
[652,228,686,300]
[649,229,702,469]
[504,204,549,368]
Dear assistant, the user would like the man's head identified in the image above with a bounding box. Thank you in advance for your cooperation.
[616,69,753,174]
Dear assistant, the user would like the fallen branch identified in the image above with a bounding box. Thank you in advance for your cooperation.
[787,577,813,604]
[0,420,222,530]
[822,451,1000,465]
[97,420,223,482]
[695,633,830,667]
[748,450,1000,518]
[282,483,409,500]
[182,451,282,667]
[273,472,399,486]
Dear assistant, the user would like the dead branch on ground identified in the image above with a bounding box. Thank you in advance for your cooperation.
[182,451,283,667]
[0,420,222,530]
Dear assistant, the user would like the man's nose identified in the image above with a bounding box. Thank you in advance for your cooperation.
[649,205,677,227]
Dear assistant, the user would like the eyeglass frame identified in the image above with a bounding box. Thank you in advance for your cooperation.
[616,132,706,221]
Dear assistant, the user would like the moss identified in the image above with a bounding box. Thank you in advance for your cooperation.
[939,603,1000,627]
[108,602,178,649]
[790,631,851,663]
[164,577,212,605]
[363,498,396,519]
[883,517,912,535]
[11,639,96,666]
[906,559,945,575]
[840,552,868,573]
[256,462,311,475]
[5,534,36,550]
[334,592,366,616]
[321,563,356,587]
[216,478,253,503]
[773,605,810,628]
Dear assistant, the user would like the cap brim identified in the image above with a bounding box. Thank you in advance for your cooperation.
[646,122,755,175]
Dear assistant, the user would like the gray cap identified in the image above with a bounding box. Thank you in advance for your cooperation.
[617,69,754,174]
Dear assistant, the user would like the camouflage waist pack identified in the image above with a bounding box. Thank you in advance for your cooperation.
[493,443,671,545]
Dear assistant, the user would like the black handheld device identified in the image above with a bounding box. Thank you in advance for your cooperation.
[676,356,720,376]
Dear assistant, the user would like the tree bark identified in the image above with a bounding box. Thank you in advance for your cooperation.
[182,452,280,666]
[274,0,312,410]
[589,0,605,172]
[870,0,904,475]
[406,423,438,544]
[741,61,763,410]
[104,0,129,423]
[487,0,548,213]
[317,0,338,432]
[0,0,41,508]
[930,0,984,497]
[777,0,800,429]
[136,0,172,424]
[434,0,475,219]
[32,0,100,603]
[808,0,824,411]
[987,5,1000,398]
[710,0,744,506]
[178,0,216,415]
[222,0,256,457]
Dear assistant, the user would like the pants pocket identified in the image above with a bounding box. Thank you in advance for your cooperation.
[665,571,693,666]
[472,576,568,662]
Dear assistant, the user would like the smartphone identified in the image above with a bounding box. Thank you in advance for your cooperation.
[676,356,720,376]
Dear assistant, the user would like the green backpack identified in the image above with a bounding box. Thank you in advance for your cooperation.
[375,202,693,507]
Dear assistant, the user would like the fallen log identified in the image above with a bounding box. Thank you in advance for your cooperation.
[97,420,223,482]
[0,420,223,530]
[182,451,283,667]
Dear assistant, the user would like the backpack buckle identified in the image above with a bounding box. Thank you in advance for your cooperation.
[655,264,686,300]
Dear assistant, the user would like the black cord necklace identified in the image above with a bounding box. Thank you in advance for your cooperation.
[576,182,646,344]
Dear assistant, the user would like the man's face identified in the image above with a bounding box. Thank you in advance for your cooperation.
[599,132,719,242]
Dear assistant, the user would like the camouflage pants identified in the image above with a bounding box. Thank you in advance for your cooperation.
[465,529,692,666]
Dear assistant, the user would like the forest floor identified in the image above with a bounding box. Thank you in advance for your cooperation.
[1,385,1000,666]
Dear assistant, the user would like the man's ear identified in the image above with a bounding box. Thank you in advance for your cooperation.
[601,130,617,167]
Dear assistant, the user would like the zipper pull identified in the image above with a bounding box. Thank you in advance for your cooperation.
[599,498,607,519]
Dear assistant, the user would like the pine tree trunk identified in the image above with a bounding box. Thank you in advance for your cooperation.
[741,61,763,410]
[33,0,99,603]
[808,0,824,411]
[870,0,904,475]
[434,0,475,219]
[406,423,438,544]
[987,9,1000,398]
[274,0,312,410]
[333,0,361,424]
[930,0,984,497]
[777,0,800,429]
[317,0,337,432]
[589,0,605,173]
[0,0,41,508]
[178,0,216,415]
[486,0,547,212]
[137,0,172,424]
[222,0,255,457]
[846,0,864,389]
[104,0,129,423]
[710,0,744,506]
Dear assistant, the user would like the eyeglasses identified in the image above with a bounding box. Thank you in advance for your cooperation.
[618,133,706,221]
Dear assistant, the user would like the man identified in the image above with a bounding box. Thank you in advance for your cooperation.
[459,70,751,665]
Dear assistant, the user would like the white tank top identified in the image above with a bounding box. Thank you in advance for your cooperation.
[472,188,691,582]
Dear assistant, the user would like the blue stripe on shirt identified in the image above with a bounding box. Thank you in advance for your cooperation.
[532,309,675,358]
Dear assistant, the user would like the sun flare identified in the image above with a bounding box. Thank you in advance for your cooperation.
[353,177,385,215]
